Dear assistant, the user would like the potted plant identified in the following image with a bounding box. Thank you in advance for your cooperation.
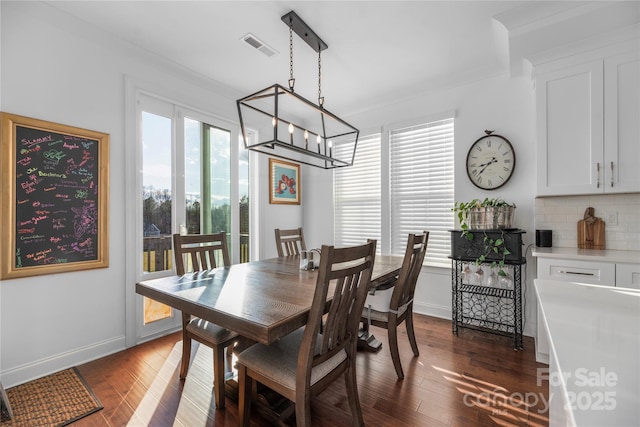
[452,197,516,230]
[451,198,519,276]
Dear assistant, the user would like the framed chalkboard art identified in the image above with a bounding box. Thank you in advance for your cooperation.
[0,113,109,279]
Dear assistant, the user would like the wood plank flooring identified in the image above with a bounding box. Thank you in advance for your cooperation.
[73,314,549,426]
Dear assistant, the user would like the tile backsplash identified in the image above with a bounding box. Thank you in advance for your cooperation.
[535,193,640,251]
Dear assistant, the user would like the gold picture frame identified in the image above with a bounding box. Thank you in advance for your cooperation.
[269,158,300,205]
[0,113,109,279]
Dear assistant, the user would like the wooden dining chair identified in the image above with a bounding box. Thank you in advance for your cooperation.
[172,232,237,409]
[361,231,429,379]
[237,240,377,427]
[275,227,307,257]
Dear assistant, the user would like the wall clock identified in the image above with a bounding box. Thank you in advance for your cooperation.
[466,130,516,190]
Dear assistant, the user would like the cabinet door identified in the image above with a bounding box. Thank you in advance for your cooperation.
[604,52,640,193]
[616,263,640,289]
[536,61,604,196]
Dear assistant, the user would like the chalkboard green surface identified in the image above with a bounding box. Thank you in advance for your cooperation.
[1,113,109,279]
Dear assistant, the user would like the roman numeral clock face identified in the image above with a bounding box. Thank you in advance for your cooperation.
[466,133,516,190]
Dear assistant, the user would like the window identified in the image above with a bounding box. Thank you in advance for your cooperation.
[334,134,382,251]
[334,116,454,267]
[390,118,454,267]
[142,111,173,275]
[136,93,249,328]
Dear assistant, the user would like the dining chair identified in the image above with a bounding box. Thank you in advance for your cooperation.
[361,231,429,379]
[237,240,377,427]
[274,227,307,257]
[172,232,237,409]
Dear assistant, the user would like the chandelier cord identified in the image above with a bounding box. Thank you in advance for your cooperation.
[318,49,324,107]
[288,21,295,92]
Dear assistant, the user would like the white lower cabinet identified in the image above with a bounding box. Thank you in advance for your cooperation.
[616,263,640,289]
[534,257,639,363]
[535,301,550,364]
[536,257,615,286]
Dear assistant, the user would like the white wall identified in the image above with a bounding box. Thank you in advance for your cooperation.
[305,73,538,334]
[260,151,305,258]
[0,1,264,386]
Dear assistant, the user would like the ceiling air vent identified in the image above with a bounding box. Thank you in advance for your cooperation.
[241,33,278,57]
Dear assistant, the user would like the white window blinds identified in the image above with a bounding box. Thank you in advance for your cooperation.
[389,118,454,267]
[334,133,382,250]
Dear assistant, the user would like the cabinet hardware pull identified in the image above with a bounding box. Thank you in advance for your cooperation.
[558,270,595,276]
[610,161,614,187]
[596,162,600,188]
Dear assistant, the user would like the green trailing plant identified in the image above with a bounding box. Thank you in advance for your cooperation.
[452,198,516,276]
[452,198,481,233]
[476,230,511,276]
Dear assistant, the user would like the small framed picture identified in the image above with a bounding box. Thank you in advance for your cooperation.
[269,158,300,204]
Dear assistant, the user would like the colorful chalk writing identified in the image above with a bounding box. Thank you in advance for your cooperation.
[14,125,100,267]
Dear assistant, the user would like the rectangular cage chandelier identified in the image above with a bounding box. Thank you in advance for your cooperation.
[237,11,359,169]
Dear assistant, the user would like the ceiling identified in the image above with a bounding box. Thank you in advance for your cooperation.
[43,1,639,117]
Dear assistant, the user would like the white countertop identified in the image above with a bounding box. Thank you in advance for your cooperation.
[532,247,640,264]
[535,279,640,426]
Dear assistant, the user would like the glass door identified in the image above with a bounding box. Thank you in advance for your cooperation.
[134,92,248,341]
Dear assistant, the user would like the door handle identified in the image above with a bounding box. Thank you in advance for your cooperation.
[610,161,614,188]
[558,270,595,276]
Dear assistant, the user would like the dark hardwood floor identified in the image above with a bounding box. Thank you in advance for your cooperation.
[73,314,549,426]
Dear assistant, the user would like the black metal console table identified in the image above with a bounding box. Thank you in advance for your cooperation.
[449,229,526,349]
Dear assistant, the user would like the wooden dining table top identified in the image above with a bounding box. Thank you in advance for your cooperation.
[136,255,403,346]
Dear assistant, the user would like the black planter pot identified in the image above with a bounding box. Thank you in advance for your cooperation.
[450,229,525,263]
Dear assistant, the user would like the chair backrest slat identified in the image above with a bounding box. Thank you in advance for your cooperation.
[172,232,231,275]
[298,241,376,375]
[390,231,429,311]
[275,227,306,257]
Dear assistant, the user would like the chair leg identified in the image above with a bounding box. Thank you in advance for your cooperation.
[345,360,364,427]
[213,344,226,409]
[295,387,313,427]
[238,364,251,427]
[180,313,191,380]
[387,319,404,379]
[405,310,420,357]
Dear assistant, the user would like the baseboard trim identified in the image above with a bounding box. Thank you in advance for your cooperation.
[413,302,534,338]
[414,302,451,320]
[1,335,126,387]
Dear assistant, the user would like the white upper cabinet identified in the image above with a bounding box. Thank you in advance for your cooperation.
[536,61,604,195]
[604,52,640,193]
[536,51,639,196]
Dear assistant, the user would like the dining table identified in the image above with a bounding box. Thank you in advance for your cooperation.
[136,254,402,421]
[135,254,403,346]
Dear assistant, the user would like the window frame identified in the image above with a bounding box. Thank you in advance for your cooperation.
[388,114,455,268]
[334,132,383,252]
[334,111,455,268]
[124,79,250,346]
